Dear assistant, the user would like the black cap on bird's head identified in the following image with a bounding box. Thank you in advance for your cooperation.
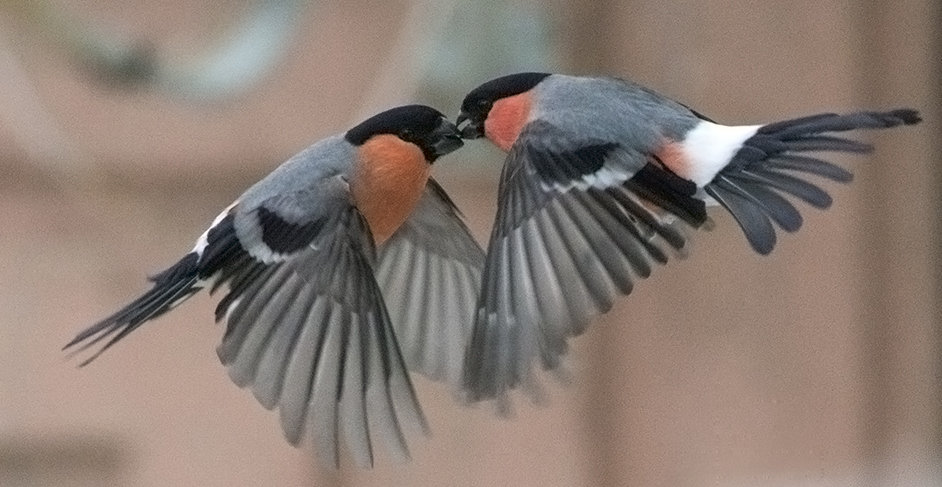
[345,104,464,163]
[457,72,551,139]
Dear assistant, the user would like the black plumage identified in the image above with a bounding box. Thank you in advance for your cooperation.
[705,109,921,254]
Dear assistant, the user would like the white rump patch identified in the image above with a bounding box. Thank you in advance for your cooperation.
[681,121,761,187]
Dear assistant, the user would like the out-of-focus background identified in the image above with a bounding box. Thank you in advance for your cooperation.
[0,1,938,486]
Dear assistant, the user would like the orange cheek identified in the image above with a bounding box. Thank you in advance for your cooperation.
[484,91,533,152]
[351,135,430,244]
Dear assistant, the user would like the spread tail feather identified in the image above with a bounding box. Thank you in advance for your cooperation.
[64,253,202,365]
[705,109,921,254]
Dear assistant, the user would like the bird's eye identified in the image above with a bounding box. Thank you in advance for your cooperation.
[478,99,492,109]
[399,128,413,140]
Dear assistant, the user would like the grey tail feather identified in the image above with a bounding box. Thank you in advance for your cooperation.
[64,252,202,366]
[704,109,921,254]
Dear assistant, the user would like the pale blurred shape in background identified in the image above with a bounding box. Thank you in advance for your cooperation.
[0,1,938,486]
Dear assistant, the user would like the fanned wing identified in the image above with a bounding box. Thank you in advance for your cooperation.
[374,178,485,387]
[463,121,708,405]
[213,176,426,468]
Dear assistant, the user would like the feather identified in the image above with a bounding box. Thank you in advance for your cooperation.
[705,108,920,253]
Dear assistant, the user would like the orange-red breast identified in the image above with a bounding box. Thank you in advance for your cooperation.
[457,72,921,406]
[65,105,483,467]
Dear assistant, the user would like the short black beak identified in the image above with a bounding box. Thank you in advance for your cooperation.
[456,110,484,139]
[429,119,464,158]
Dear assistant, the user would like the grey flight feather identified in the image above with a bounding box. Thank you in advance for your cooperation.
[216,167,427,468]
[66,112,474,468]
[458,72,921,410]
[374,178,485,388]
[462,121,704,405]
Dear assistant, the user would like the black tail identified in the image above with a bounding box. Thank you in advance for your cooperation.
[705,109,921,254]
[64,253,202,366]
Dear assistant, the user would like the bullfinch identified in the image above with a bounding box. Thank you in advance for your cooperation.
[456,72,921,405]
[65,104,484,467]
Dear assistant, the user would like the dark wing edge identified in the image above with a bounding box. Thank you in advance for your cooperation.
[215,190,426,468]
[463,122,707,407]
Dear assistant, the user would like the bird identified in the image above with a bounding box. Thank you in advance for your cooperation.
[455,72,921,407]
[64,104,485,468]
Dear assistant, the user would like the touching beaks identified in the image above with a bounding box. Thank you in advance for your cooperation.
[429,118,464,158]
[456,111,484,139]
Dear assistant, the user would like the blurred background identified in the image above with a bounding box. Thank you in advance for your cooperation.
[0,1,939,486]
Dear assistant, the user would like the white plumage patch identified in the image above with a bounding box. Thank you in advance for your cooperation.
[193,200,239,256]
[681,121,761,187]
[539,165,628,193]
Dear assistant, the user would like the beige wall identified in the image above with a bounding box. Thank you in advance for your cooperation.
[1,1,938,486]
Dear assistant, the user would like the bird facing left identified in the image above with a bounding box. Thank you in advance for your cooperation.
[64,104,485,468]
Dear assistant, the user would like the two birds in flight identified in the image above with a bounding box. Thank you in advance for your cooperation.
[64,72,921,467]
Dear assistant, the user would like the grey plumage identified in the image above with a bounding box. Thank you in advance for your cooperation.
[463,118,706,404]
[214,174,426,467]
[457,72,920,408]
[534,75,701,142]
[375,179,485,386]
[66,106,480,468]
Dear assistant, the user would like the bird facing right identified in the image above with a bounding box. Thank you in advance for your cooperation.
[65,104,483,468]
